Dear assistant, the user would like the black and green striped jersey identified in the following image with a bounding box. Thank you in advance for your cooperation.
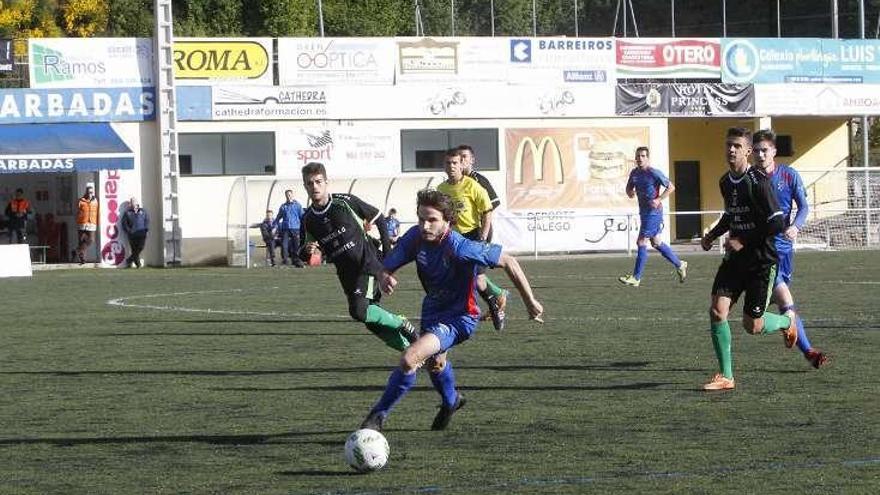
[303,193,383,273]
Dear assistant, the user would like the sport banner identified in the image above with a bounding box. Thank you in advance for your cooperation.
[722,38,880,84]
[616,83,754,116]
[0,39,13,72]
[616,38,720,79]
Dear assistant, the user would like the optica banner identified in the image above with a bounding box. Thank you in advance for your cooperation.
[721,38,880,84]
[29,38,154,88]
[616,38,720,78]
[278,38,395,86]
[616,83,754,116]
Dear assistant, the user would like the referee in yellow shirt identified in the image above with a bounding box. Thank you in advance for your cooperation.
[437,149,509,330]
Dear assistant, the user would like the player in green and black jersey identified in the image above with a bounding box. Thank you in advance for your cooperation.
[300,162,416,351]
[699,127,799,391]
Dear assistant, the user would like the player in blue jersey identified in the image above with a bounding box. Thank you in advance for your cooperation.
[618,146,688,287]
[360,189,544,431]
[752,129,828,368]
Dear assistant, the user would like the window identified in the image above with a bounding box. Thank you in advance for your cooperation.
[400,128,498,172]
[179,132,275,176]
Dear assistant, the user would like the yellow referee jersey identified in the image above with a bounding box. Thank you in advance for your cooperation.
[437,176,492,234]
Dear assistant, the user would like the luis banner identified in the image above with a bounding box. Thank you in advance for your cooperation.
[615,83,754,116]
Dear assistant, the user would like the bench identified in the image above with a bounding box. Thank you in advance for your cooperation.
[28,245,49,264]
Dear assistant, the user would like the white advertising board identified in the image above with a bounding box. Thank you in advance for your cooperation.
[28,38,154,88]
[278,38,395,86]
[755,84,880,115]
[276,123,400,178]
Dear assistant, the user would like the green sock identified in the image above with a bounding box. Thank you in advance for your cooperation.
[710,320,733,379]
[484,277,504,298]
[760,312,791,335]
[365,305,408,352]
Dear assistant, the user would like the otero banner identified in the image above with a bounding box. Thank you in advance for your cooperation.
[615,83,754,116]
[0,39,13,72]
[278,38,395,86]
[722,38,880,84]
[616,38,720,79]
[28,38,154,88]
[174,38,273,85]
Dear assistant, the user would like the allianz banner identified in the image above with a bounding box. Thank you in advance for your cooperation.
[616,83,754,116]
[0,39,13,72]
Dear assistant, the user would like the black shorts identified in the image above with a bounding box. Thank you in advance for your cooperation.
[711,255,777,319]
[338,269,382,307]
[462,229,488,275]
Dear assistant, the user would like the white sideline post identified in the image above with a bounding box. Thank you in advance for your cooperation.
[0,245,33,278]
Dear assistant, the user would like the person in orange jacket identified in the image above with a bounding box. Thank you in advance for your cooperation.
[75,186,99,264]
[5,188,32,244]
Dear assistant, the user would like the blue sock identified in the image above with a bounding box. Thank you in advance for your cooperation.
[429,361,458,407]
[633,245,648,279]
[781,304,813,354]
[656,243,681,267]
[370,368,416,417]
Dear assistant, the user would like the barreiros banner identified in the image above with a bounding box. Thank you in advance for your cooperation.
[616,83,754,116]
[28,38,154,88]
[173,38,273,85]
[721,38,880,84]
[616,38,720,79]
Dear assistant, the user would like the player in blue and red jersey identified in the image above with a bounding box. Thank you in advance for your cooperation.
[618,146,688,287]
[753,129,828,368]
[360,189,544,431]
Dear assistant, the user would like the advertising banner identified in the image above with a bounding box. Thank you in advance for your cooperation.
[99,169,131,267]
[395,37,508,84]
[277,124,399,177]
[28,38,154,88]
[755,84,880,115]
[507,37,616,84]
[211,86,329,120]
[173,38,273,85]
[0,39,13,72]
[0,87,155,124]
[495,209,644,252]
[278,38,395,86]
[616,38,720,78]
[616,83,754,116]
[505,127,652,211]
[722,38,880,84]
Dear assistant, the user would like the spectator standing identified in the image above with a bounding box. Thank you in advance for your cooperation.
[5,188,32,244]
[75,186,98,265]
[386,208,401,246]
[121,197,149,268]
[258,209,278,266]
[275,189,305,267]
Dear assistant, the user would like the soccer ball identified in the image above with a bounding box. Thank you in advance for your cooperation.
[344,428,389,473]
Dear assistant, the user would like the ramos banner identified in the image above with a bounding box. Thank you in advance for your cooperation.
[616,83,754,116]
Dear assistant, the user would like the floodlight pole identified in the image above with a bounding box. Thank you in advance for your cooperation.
[532,0,537,36]
[451,0,455,36]
[671,0,675,37]
[574,0,579,37]
[776,0,781,37]
[831,0,839,38]
[491,0,495,36]
[860,0,872,245]
[722,0,726,36]
[317,0,325,37]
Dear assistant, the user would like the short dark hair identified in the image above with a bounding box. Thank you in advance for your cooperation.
[388,208,397,215]
[417,189,455,222]
[456,144,474,155]
[301,162,327,179]
[445,148,460,159]
[635,146,650,157]
[752,129,776,146]
[726,127,752,145]
[15,188,24,194]
[266,209,273,214]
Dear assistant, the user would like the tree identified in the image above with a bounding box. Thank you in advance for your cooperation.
[61,0,109,37]
[322,0,413,36]
[0,0,63,38]
[106,0,154,37]
[257,0,316,36]
[172,0,243,36]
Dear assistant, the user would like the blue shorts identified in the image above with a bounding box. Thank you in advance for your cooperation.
[422,315,479,353]
[775,250,793,287]
[638,215,664,238]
